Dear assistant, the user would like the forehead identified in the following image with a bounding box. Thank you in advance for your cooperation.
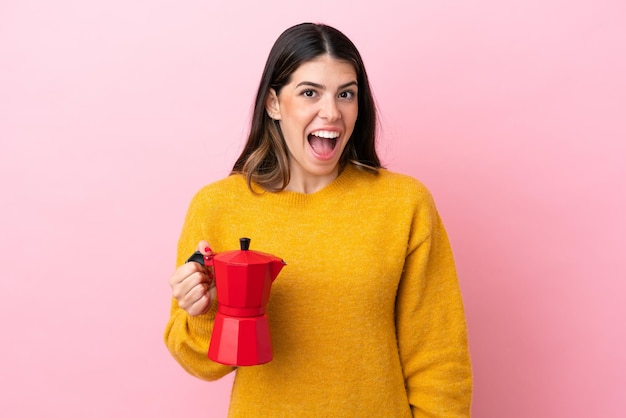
[289,55,357,83]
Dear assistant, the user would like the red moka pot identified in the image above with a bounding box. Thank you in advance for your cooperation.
[206,238,286,366]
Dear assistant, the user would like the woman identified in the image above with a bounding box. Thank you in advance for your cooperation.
[165,22,472,417]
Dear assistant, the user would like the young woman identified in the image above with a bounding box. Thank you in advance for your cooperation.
[165,22,472,417]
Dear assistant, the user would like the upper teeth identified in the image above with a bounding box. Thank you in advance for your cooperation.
[311,130,340,139]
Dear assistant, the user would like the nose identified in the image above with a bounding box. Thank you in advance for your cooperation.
[318,95,341,121]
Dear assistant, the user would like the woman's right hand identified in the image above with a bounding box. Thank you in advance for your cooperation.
[169,241,216,316]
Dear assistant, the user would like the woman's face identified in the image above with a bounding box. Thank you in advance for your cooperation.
[266,54,358,193]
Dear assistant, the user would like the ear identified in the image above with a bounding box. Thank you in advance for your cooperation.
[265,89,281,120]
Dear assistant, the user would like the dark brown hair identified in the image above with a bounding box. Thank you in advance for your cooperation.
[231,23,382,192]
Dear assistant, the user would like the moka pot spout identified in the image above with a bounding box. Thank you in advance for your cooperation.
[271,259,287,282]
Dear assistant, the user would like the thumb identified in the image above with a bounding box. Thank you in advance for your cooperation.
[197,240,214,255]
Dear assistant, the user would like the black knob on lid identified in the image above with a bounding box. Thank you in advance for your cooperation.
[240,237,251,250]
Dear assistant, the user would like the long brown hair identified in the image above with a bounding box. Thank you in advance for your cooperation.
[231,23,382,192]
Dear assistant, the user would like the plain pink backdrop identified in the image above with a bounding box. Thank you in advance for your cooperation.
[1,1,624,417]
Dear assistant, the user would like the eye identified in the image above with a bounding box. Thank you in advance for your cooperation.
[339,90,356,100]
[301,89,316,98]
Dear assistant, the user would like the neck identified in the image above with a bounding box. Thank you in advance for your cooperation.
[284,167,340,194]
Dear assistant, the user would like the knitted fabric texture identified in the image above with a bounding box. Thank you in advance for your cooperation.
[164,165,472,417]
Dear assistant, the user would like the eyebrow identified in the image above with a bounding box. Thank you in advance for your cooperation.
[295,81,358,90]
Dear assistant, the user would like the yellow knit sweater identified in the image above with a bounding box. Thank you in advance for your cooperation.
[164,164,472,417]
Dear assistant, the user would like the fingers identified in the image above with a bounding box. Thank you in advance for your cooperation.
[171,262,209,294]
[169,240,216,316]
[170,262,214,316]
[169,260,204,287]
[183,281,213,316]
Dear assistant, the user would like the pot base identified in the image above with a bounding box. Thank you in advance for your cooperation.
[208,312,273,366]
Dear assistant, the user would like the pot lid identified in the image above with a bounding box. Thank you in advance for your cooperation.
[213,238,281,265]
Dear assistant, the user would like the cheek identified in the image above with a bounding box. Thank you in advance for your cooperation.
[282,109,311,131]
[344,104,358,125]
[346,113,359,134]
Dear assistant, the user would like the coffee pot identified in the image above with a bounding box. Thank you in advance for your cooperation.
[188,237,286,366]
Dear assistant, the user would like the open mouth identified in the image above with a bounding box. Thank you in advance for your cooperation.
[308,130,340,157]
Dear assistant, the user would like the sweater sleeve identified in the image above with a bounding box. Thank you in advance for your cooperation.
[163,189,235,381]
[395,189,472,417]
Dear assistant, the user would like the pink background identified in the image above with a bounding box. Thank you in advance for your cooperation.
[1,1,624,417]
